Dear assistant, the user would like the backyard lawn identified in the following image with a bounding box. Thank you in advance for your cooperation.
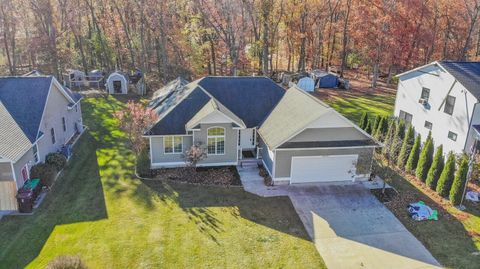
[0,95,325,269]
[319,79,480,269]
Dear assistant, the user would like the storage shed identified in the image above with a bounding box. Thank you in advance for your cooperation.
[87,69,104,88]
[64,69,86,88]
[311,70,338,88]
[106,71,129,94]
[296,77,315,92]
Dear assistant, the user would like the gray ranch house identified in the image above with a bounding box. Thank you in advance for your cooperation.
[0,75,83,211]
[145,76,379,185]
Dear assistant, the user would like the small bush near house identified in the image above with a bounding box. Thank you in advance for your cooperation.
[45,153,67,171]
[30,163,57,187]
[397,125,414,168]
[449,157,469,206]
[436,152,456,197]
[258,164,273,186]
[405,134,421,173]
[415,133,434,182]
[136,149,151,178]
[426,145,444,190]
[359,111,369,129]
[46,255,88,269]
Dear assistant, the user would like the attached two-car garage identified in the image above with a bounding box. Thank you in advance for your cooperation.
[290,155,358,184]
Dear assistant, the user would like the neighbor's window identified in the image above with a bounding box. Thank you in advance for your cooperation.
[420,87,430,102]
[448,131,457,141]
[50,128,56,144]
[399,110,413,123]
[62,117,67,132]
[444,95,456,115]
[33,144,39,163]
[207,127,225,155]
[164,136,183,154]
[424,121,432,130]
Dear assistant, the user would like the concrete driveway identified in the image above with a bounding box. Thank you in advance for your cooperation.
[238,166,442,269]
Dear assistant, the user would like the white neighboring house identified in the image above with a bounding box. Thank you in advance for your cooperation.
[394,61,480,154]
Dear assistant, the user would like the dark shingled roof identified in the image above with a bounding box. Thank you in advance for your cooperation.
[147,76,286,135]
[278,139,378,149]
[198,77,285,128]
[0,76,53,142]
[148,87,211,135]
[439,61,480,99]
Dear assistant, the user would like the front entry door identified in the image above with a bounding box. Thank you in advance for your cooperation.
[21,165,29,183]
[240,128,255,149]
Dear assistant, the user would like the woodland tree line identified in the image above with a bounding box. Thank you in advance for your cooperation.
[1,0,480,86]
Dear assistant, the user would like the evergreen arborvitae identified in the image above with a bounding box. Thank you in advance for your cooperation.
[383,120,396,155]
[449,157,469,206]
[389,120,406,163]
[397,125,415,168]
[415,133,434,182]
[359,112,369,130]
[405,134,421,173]
[371,115,381,134]
[426,145,444,190]
[365,120,373,134]
[374,116,389,141]
[436,152,456,197]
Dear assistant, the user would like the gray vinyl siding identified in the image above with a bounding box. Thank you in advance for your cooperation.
[150,136,193,164]
[274,147,374,178]
[193,123,238,165]
[288,127,366,143]
[37,84,83,163]
[259,139,273,175]
[12,147,36,189]
[0,162,14,181]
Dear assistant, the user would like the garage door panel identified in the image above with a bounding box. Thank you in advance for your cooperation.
[291,155,357,184]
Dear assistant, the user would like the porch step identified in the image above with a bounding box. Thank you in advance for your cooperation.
[239,159,260,168]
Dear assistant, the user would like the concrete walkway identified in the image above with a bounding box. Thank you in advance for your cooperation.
[238,166,442,269]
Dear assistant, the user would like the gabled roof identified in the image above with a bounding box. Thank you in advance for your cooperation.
[146,76,285,135]
[0,102,33,161]
[148,77,189,109]
[0,76,52,142]
[438,61,480,99]
[258,86,331,149]
[197,77,285,128]
[185,98,246,130]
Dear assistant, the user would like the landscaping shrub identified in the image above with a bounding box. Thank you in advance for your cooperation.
[46,255,88,269]
[45,153,67,171]
[449,157,469,206]
[136,149,151,177]
[415,133,434,182]
[426,145,444,190]
[371,115,381,133]
[397,125,414,168]
[374,116,389,141]
[436,152,456,197]
[383,120,396,155]
[389,120,405,163]
[30,163,57,187]
[359,112,369,130]
[405,134,421,173]
[365,120,372,134]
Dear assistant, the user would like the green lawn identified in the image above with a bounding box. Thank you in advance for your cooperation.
[322,87,480,268]
[0,96,325,268]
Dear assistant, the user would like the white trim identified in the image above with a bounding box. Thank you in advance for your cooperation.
[261,159,273,177]
[36,79,53,141]
[272,149,276,178]
[32,143,40,164]
[396,61,443,78]
[0,158,11,163]
[272,177,290,184]
[275,145,379,151]
[151,161,238,169]
[186,108,246,130]
[10,161,18,190]
[144,134,192,138]
[236,129,240,161]
[163,136,184,154]
[52,77,76,103]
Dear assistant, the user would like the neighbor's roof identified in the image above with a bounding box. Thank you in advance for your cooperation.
[0,76,53,143]
[146,76,285,135]
[258,86,331,149]
[438,61,480,99]
[0,102,33,161]
[148,77,189,109]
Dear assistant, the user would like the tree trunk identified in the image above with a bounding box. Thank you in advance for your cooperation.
[340,0,352,77]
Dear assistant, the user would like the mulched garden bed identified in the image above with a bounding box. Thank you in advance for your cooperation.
[152,166,241,186]
[371,188,398,203]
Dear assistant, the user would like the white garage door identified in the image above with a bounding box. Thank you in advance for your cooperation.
[290,155,358,184]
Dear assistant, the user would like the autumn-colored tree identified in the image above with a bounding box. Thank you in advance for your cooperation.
[114,101,158,156]
[184,143,207,169]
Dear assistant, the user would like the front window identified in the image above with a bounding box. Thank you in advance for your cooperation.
[207,127,225,155]
[399,110,413,123]
[50,128,56,144]
[164,136,183,154]
[448,131,457,141]
[424,121,432,130]
[33,144,39,163]
[420,87,430,102]
[444,95,455,115]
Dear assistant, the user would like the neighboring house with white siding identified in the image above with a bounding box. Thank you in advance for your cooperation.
[394,61,480,154]
[0,75,83,211]
[145,76,380,185]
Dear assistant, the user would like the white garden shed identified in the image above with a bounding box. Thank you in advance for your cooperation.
[106,71,129,94]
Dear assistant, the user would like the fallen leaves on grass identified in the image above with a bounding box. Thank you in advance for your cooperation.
[153,166,241,186]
